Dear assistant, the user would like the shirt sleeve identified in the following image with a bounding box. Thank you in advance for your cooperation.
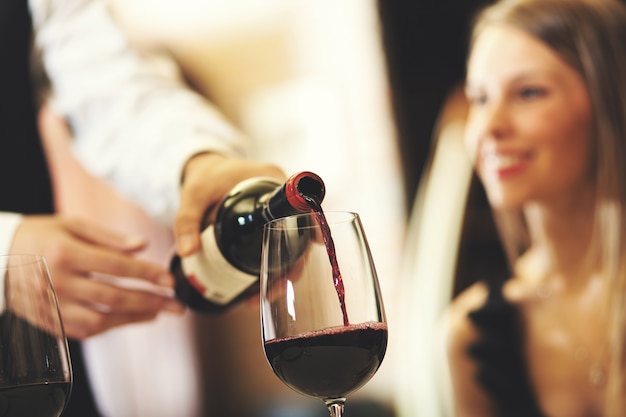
[29,0,248,225]
[0,213,23,258]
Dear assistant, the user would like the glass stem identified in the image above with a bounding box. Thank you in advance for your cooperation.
[327,401,344,417]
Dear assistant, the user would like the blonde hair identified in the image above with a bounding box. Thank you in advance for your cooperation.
[469,0,626,415]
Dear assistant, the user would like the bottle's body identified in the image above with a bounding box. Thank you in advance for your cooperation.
[171,172,325,313]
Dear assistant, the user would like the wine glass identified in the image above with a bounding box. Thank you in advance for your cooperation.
[0,254,72,416]
[260,211,387,417]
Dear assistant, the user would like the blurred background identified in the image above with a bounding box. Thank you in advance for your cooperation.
[102,0,504,416]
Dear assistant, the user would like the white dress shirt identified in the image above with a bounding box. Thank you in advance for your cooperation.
[0,0,246,253]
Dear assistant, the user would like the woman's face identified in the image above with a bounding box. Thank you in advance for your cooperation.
[464,24,593,209]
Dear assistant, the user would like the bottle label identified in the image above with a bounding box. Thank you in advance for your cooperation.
[181,225,256,305]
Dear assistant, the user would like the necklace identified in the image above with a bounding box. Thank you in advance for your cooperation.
[536,281,609,388]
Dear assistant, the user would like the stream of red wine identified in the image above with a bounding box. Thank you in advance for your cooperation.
[304,197,350,326]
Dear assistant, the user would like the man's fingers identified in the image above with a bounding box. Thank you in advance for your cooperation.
[61,277,181,314]
[48,241,173,288]
[60,302,174,340]
[62,217,147,252]
[174,196,206,257]
[57,277,184,340]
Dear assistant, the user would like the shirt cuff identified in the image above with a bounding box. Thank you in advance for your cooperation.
[0,213,23,256]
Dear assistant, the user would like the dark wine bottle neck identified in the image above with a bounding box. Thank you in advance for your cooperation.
[261,171,325,221]
[261,184,302,221]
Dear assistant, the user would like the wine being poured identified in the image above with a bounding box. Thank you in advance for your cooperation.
[260,211,387,417]
[305,198,349,326]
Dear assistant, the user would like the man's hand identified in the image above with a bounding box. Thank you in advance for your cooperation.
[11,215,184,340]
[174,152,285,257]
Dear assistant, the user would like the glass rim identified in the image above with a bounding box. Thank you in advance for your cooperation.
[263,211,360,230]
[0,254,47,268]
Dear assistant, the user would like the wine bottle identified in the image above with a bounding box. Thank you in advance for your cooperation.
[171,171,326,313]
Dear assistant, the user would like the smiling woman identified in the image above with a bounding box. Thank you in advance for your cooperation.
[463,23,593,210]
[441,0,626,417]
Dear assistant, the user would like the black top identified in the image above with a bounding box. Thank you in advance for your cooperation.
[0,1,100,415]
[467,278,547,417]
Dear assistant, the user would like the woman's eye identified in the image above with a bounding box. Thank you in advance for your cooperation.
[519,87,546,100]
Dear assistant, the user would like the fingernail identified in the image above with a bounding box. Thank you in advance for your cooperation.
[124,234,146,248]
[164,300,185,314]
[158,273,174,287]
[178,235,195,256]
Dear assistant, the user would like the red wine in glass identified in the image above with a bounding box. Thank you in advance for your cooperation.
[0,255,73,417]
[0,382,71,417]
[264,321,387,400]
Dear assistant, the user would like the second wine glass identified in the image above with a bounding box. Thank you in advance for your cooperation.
[0,254,72,417]
[260,211,387,417]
